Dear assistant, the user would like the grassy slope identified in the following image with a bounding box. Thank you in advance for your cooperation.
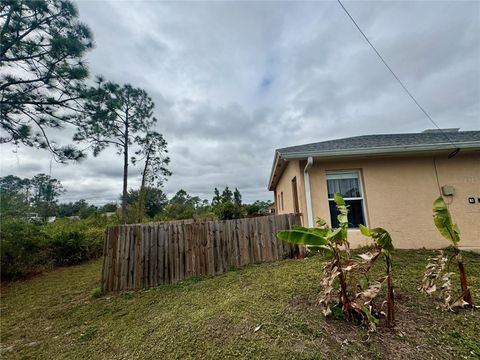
[1,249,479,360]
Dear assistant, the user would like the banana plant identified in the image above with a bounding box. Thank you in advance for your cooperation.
[277,193,353,317]
[423,196,473,307]
[277,193,389,330]
[359,225,395,326]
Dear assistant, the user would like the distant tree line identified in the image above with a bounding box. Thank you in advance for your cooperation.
[127,186,273,222]
[0,174,115,219]
[0,175,273,223]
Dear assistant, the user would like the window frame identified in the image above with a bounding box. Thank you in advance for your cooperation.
[291,176,300,214]
[326,169,368,228]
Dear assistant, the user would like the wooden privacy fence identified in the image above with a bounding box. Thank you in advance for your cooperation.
[101,213,304,292]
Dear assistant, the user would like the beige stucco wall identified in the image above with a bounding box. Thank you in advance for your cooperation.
[275,152,480,250]
[275,160,308,226]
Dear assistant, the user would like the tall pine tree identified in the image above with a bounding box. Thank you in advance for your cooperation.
[75,79,156,222]
[0,0,93,161]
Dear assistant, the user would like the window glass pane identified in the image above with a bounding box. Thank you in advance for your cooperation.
[327,178,361,198]
[329,199,365,228]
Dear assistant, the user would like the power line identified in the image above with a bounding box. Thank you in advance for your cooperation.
[336,0,459,151]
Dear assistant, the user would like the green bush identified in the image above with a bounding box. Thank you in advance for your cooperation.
[1,214,115,280]
[91,287,103,299]
[0,217,51,279]
[43,218,106,265]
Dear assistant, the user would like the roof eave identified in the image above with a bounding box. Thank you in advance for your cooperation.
[267,151,281,191]
[279,141,480,160]
[268,141,480,191]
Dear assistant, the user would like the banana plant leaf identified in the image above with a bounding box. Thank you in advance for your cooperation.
[277,228,335,257]
[433,196,460,245]
[359,224,394,256]
[325,227,343,242]
[276,229,329,246]
[292,225,331,238]
[334,192,349,238]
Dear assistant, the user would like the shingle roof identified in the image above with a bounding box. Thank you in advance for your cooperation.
[277,130,480,156]
[269,130,480,190]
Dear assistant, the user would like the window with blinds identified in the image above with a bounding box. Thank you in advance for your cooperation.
[326,170,366,228]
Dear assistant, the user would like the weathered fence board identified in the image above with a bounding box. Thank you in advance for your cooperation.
[101,213,304,292]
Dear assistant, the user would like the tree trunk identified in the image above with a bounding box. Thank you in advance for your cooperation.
[121,117,129,223]
[335,254,352,316]
[457,255,473,306]
[137,151,150,223]
[386,256,395,326]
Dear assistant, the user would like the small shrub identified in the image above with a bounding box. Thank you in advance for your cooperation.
[329,303,345,320]
[50,230,89,264]
[91,287,103,299]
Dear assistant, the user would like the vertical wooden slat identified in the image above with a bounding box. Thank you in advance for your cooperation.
[233,219,240,268]
[157,224,164,284]
[145,225,151,288]
[113,226,121,291]
[243,218,249,265]
[134,225,143,289]
[101,228,108,292]
[179,222,185,281]
[164,223,171,283]
[217,220,223,274]
[207,221,214,276]
[152,225,161,286]
[169,223,175,283]
[225,220,231,268]
[128,226,135,290]
[269,216,278,261]
[276,216,284,260]
[184,223,191,277]
[120,226,127,291]
[175,223,180,282]
[199,221,205,275]
[220,220,226,269]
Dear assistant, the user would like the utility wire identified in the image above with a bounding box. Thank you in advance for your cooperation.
[337,0,459,153]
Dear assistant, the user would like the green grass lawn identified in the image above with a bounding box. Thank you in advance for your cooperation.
[1,249,479,359]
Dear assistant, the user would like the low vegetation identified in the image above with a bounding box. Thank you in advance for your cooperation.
[0,179,273,279]
[1,249,479,359]
[0,215,117,280]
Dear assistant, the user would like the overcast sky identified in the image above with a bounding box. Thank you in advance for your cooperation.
[1,0,479,205]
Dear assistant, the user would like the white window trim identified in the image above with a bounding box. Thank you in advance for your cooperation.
[326,169,368,228]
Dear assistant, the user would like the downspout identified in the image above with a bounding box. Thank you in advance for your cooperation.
[304,156,314,227]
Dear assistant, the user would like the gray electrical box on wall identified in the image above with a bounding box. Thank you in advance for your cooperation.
[441,185,455,196]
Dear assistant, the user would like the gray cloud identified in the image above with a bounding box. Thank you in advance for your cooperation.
[1,0,479,205]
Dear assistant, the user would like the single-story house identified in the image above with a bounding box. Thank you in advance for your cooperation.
[268,129,480,250]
